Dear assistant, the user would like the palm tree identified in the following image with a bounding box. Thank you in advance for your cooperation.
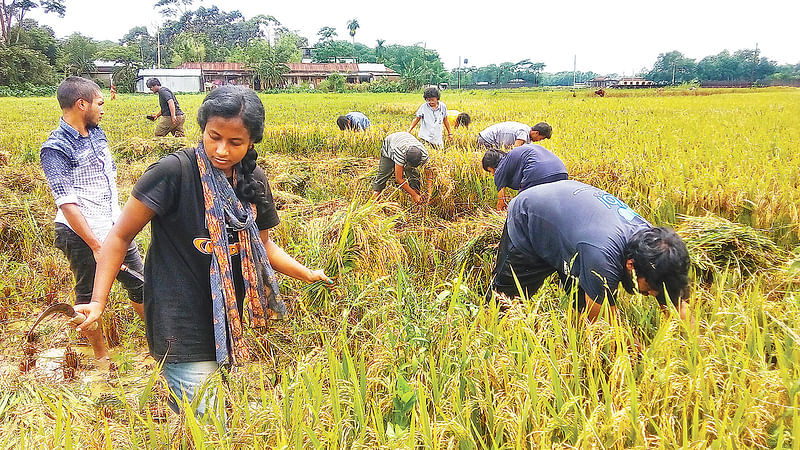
[346,19,359,44]
[346,19,359,62]
[375,39,385,63]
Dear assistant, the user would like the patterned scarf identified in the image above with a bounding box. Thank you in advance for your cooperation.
[195,144,286,365]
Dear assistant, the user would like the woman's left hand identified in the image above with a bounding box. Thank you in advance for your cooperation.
[307,269,333,285]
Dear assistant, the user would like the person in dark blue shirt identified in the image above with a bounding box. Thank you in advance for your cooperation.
[482,144,568,210]
[490,180,690,321]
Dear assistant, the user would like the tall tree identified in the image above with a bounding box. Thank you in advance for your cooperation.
[154,0,194,18]
[346,19,358,44]
[0,0,65,43]
[59,32,97,76]
[375,39,385,63]
[647,51,696,84]
[316,26,337,44]
[170,31,206,65]
[242,38,292,89]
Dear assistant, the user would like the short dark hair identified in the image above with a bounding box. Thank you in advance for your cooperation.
[336,115,351,130]
[532,122,552,139]
[405,147,425,167]
[146,78,161,88]
[456,112,471,127]
[423,86,440,100]
[623,227,690,307]
[481,148,506,171]
[56,76,100,109]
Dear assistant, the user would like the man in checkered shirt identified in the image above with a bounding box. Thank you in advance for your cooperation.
[40,76,145,362]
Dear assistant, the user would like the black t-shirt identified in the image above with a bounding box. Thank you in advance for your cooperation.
[157,87,183,117]
[506,180,651,305]
[132,148,279,363]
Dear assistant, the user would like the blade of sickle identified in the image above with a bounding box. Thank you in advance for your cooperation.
[25,302,98,340]
[120,263,144,283]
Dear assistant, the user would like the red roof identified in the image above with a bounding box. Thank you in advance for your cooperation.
[178,62,248,71]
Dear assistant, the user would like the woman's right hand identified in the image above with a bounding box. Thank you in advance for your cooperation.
[73,302,105,332]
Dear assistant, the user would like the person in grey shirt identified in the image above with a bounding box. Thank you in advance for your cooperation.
[408,86,453,147]
[372,132,434,204]
[477,121,552,148]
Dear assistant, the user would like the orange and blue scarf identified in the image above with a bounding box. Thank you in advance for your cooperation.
[195,144,285,365]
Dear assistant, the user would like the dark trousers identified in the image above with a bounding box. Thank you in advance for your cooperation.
[371,156,421,193]
[54,223,144,304]
[489,224,587,311]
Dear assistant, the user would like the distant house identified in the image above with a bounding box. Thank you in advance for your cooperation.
[88,60,124,87]
[136,69,203,93]
[616,77,655,88]
[284,63,400,86]
[587,76,619,88]
[178,62,254,89]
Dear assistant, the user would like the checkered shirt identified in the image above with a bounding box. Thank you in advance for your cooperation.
[40,119,121,240]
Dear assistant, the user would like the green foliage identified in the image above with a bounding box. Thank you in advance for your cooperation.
[381,44,450,87]
[367,78,407,93]
[648,50,697,84]
[318,72,346,93]
[7,19,58,65]
[241,38,293,90]
[316,26,338,43]
[0,43,55,86]
[0,83,56,96]
[170,31,206,66]
[58,33,98,76]
[0,0,65,44]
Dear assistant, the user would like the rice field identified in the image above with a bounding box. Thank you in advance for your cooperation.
[0,87,798,448]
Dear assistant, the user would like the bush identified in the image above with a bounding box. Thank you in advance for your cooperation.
[0,83,57,97]
[367,78,408,93]
[318,72,346,93]
[0,43,56,87]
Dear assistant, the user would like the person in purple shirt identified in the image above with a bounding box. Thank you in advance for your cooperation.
[482,144,568,210]
[490,180,691,322]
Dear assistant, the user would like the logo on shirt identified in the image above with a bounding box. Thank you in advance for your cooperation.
[193,238,240,255]
[594,192,639,222]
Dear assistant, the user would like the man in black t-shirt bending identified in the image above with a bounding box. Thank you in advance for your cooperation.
[490,179,691,321]
[146,78,186,137]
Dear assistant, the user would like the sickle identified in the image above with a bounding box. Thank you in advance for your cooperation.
[26,302,98,340]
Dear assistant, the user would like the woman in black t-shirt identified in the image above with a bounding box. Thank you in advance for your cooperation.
[76,86,331,416]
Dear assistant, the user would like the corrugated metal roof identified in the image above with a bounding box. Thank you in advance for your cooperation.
[179,62,248,71]
[357,63,398,74]
[138,69,202,76]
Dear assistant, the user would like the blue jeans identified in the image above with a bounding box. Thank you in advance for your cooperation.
[162,361,221,417]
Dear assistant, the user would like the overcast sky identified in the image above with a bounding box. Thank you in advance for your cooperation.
[30,0,799,75]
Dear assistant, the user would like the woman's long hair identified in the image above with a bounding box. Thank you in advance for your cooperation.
[197,86,270,214]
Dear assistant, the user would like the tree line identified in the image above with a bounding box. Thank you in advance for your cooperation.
[0,0,797,93]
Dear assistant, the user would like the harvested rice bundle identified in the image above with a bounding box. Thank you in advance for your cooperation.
[676,213,790,280]
[111,136,191,159]
[447,211,506,273]
[303,199,406,308]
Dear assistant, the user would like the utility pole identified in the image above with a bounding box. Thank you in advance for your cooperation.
[157,26,161,68]
[458,55,461,89]
[672,62,676,85]
[573,55,576,86]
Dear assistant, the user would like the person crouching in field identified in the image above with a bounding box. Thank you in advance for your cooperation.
[40,76,145,365]
[446,110,471,130]
[372,132,434,204]
[408,86,453,148]
[76,86,332,417]
[476,121,552,149]
[337,112,371,131]
[489,179,690,322]
[482,144,568,210]
[145,77,186,137]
